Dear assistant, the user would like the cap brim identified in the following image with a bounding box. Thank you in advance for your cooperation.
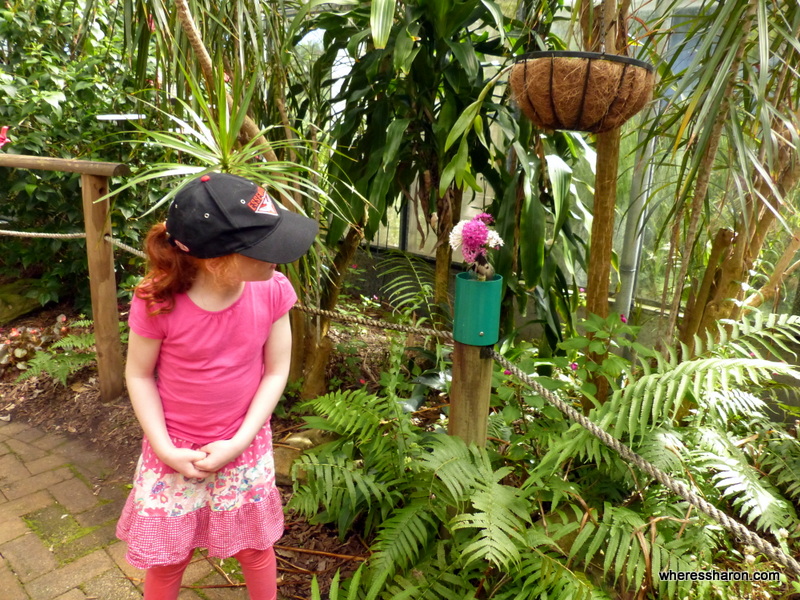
[238,210,319,264]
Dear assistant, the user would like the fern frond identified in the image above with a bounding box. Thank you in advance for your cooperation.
[16,351,95,386]
[636,428,686,474]
[759,431,800,500]
[518,529,606,600]
[450,480,531,569]
[51,332,96,351]
[699,389,767,424]
[382,541,480,600]
[608,357,800,439]
[377,251,436,324]
[288,452,394,533]
[364,498,439,600]
[708,313,800,360]
[301,389,399,442]
[695,438,798,535]
[416,435,483,505]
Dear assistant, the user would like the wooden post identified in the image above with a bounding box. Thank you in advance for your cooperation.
[0,155,129,401]
[81,174,124,401]
[448,342,494,446]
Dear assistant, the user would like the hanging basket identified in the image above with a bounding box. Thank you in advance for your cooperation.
[509,51,654,134]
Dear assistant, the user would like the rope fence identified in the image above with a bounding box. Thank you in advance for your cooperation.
[3,226,800,579]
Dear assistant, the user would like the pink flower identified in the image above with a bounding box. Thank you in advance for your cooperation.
[620,315,628,324]
[359,378,366,385]
[449,213,504,268]
[0,126,8,149]
[570,362,579,371]
[461,219,489,263]
[503,369,512,375]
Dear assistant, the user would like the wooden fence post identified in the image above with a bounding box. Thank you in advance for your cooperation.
[448,342,494,446]
[0,154,129,402]
[81,173,124,402]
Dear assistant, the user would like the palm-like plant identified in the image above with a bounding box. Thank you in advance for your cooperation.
[628,0,800,345]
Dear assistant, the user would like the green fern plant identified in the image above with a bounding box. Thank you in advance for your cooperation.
[16,319,128,386]
[295,311,800,599]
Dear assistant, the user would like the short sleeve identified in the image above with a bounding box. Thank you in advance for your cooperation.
[129,293,167,339]
[271,271,298,321]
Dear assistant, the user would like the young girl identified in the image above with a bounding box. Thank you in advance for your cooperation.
[116,172,318,599]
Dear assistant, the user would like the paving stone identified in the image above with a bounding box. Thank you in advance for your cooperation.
[182,553,215,585]
[1,530,59,583]
[52,440,110,479]
[0,515,30,545]
[1,467,71,501]
[15,427,46,444]
[74,496,126,528]
[25,454,69,476]
[24,548,115,600]
[81,567,141,599]
[106,541,145,585]
[32,433,68,452]
[0,490,54,518]
[0,421,33,440]
[0,554,30,600]
[50,478,99,514]
[54,522,119,565]
[21,503,113,566]
[0,440,11,456]
[6,437,48,462]
[53,590,87,600]
[0,452,31,486]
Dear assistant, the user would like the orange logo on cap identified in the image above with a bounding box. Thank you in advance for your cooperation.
[247,187,278,216]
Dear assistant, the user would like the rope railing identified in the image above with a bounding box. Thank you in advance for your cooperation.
[2,225,799,578]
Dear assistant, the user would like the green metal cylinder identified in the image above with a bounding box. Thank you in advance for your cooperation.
[453,272,502,346]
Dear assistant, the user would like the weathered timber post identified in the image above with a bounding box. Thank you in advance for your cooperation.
[449,343,494,445]
[0,154,130,401]
[448,272,503,446]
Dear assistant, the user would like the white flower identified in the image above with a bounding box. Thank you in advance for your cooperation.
[486,230,504,249]
[449,220,466,251]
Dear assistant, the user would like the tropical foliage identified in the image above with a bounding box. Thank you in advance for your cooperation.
[0,0,151,308]
[293,313,800,598]
[2,0,800,597]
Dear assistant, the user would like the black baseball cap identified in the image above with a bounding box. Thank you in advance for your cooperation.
[165,173,318,264]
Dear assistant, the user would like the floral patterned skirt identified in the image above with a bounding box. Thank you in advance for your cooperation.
[116,423,284,569]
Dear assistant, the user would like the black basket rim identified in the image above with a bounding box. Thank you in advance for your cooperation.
[515,50,654,72]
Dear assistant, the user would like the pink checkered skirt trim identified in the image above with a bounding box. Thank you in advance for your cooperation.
[116,424,284,569]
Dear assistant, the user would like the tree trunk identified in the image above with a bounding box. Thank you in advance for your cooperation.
[300,226,364,399]
[581,0,625,407]
[433,186,463,327]
[686,115,800,341]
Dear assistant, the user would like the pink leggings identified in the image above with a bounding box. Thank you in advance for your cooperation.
[143,547,277,600]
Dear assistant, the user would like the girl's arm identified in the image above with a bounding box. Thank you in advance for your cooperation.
[193,311,292,472]
[126,331,210,478]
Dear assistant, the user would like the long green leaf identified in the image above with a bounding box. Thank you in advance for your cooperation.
[371,0,396,49]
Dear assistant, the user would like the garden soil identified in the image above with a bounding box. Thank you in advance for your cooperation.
[0,302,367,599]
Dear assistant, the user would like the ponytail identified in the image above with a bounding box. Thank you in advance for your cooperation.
[136,223,198,315]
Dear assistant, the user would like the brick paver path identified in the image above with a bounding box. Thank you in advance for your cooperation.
[0,419,250,599]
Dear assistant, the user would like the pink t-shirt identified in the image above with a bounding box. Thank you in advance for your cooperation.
[128,272,297,445]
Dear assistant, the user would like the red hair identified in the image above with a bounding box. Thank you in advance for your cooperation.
[136,223,239,315]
